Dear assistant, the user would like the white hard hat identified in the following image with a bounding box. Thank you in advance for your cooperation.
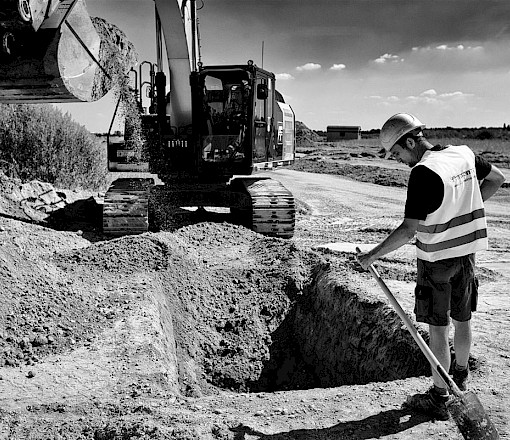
[380,113,425,158]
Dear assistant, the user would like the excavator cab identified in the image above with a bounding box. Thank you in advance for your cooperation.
[194,68,252,171]
[190,62,290,182]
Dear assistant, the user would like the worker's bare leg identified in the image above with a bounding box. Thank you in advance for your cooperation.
[428,324,451,389]
[452,318,472,368]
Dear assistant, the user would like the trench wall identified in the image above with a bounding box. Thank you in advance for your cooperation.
[294,263,430,387]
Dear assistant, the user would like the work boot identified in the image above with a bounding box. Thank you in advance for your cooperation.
[452,361,469,391]
[402,386,452,421]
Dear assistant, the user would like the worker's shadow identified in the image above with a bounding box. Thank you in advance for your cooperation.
[231,408,433,439]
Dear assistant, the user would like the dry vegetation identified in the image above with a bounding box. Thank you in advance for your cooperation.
[0,104,108,190]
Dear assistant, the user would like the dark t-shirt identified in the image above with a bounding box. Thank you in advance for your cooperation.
[404,145,492,220]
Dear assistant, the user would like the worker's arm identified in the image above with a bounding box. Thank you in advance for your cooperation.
[480,164,506,202]
[357,217,419,270]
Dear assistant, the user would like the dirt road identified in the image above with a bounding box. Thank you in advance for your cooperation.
[259,167,510,270]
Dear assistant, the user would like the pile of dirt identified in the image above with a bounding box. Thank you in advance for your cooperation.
[296,121,323,150]
[0,171,102,230]
[0,162,433,394]
[1,208,475,439]
[90,16,138,100]
[291,160,410,187]
[0,204,325,392]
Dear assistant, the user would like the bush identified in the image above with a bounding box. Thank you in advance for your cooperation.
[0,104,108,190]
[475,129,494,140]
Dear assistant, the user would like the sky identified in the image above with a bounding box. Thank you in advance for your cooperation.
[56,0,510,132]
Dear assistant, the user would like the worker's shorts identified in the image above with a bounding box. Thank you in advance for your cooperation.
[414,254,478,326]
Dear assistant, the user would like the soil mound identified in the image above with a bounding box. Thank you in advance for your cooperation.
[0,171,429,395]
[0,213,325,396]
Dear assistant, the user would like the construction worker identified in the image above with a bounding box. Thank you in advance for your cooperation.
[357,113,506,420]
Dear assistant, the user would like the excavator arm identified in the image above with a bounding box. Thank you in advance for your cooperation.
[154,0,196,129]
[146,0,205,134]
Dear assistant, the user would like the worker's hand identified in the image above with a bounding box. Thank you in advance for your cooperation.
[356,250,375,271]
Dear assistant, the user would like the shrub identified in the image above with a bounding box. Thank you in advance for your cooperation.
[475,129,493,140]
[0,104,108,190]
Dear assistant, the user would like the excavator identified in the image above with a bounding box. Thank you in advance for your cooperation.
[0,0,296,238]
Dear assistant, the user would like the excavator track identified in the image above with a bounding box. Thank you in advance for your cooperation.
[239,178,295,239]
[102,178,153,236]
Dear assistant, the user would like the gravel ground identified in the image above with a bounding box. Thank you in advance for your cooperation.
[0,145,509,439]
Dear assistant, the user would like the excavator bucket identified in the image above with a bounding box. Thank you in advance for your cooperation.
[0,0,63,32]
[0,0,137,103]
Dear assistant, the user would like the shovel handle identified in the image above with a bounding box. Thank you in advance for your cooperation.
[355,247,462,397]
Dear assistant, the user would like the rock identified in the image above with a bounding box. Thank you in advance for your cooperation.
[31,335,48,347]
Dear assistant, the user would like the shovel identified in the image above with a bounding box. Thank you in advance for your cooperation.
[356,248,499,440]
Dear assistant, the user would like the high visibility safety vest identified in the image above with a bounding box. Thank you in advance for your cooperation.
[415,145,488,262]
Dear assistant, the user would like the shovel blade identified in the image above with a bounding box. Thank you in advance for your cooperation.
[449,391,499,440]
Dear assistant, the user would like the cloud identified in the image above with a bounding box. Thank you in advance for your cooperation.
[406,89,474,104]
[373,53,404,64]
[368,90,472,106]
[366,41,510,76]
[414,43,483,53]
[330,63,346,71]
[403,42,501,72]
[296,62,322,71]
[438,91,473,99]
[276,73,295,80]
[421,89,437,96]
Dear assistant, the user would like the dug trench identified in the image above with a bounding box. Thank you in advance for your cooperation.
[1,221,432,401]
[127,228,433,396]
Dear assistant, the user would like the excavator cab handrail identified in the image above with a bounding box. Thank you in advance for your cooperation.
[138,61,156,110]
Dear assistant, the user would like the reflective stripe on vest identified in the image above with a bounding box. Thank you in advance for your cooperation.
[415,145,488,262]
[416,228,487,254]
[417,208,485,234]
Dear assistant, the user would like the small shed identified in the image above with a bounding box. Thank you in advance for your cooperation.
[326,125,361,141]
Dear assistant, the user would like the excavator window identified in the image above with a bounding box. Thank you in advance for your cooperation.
[257,84,268,100]
[200,73,251,163]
